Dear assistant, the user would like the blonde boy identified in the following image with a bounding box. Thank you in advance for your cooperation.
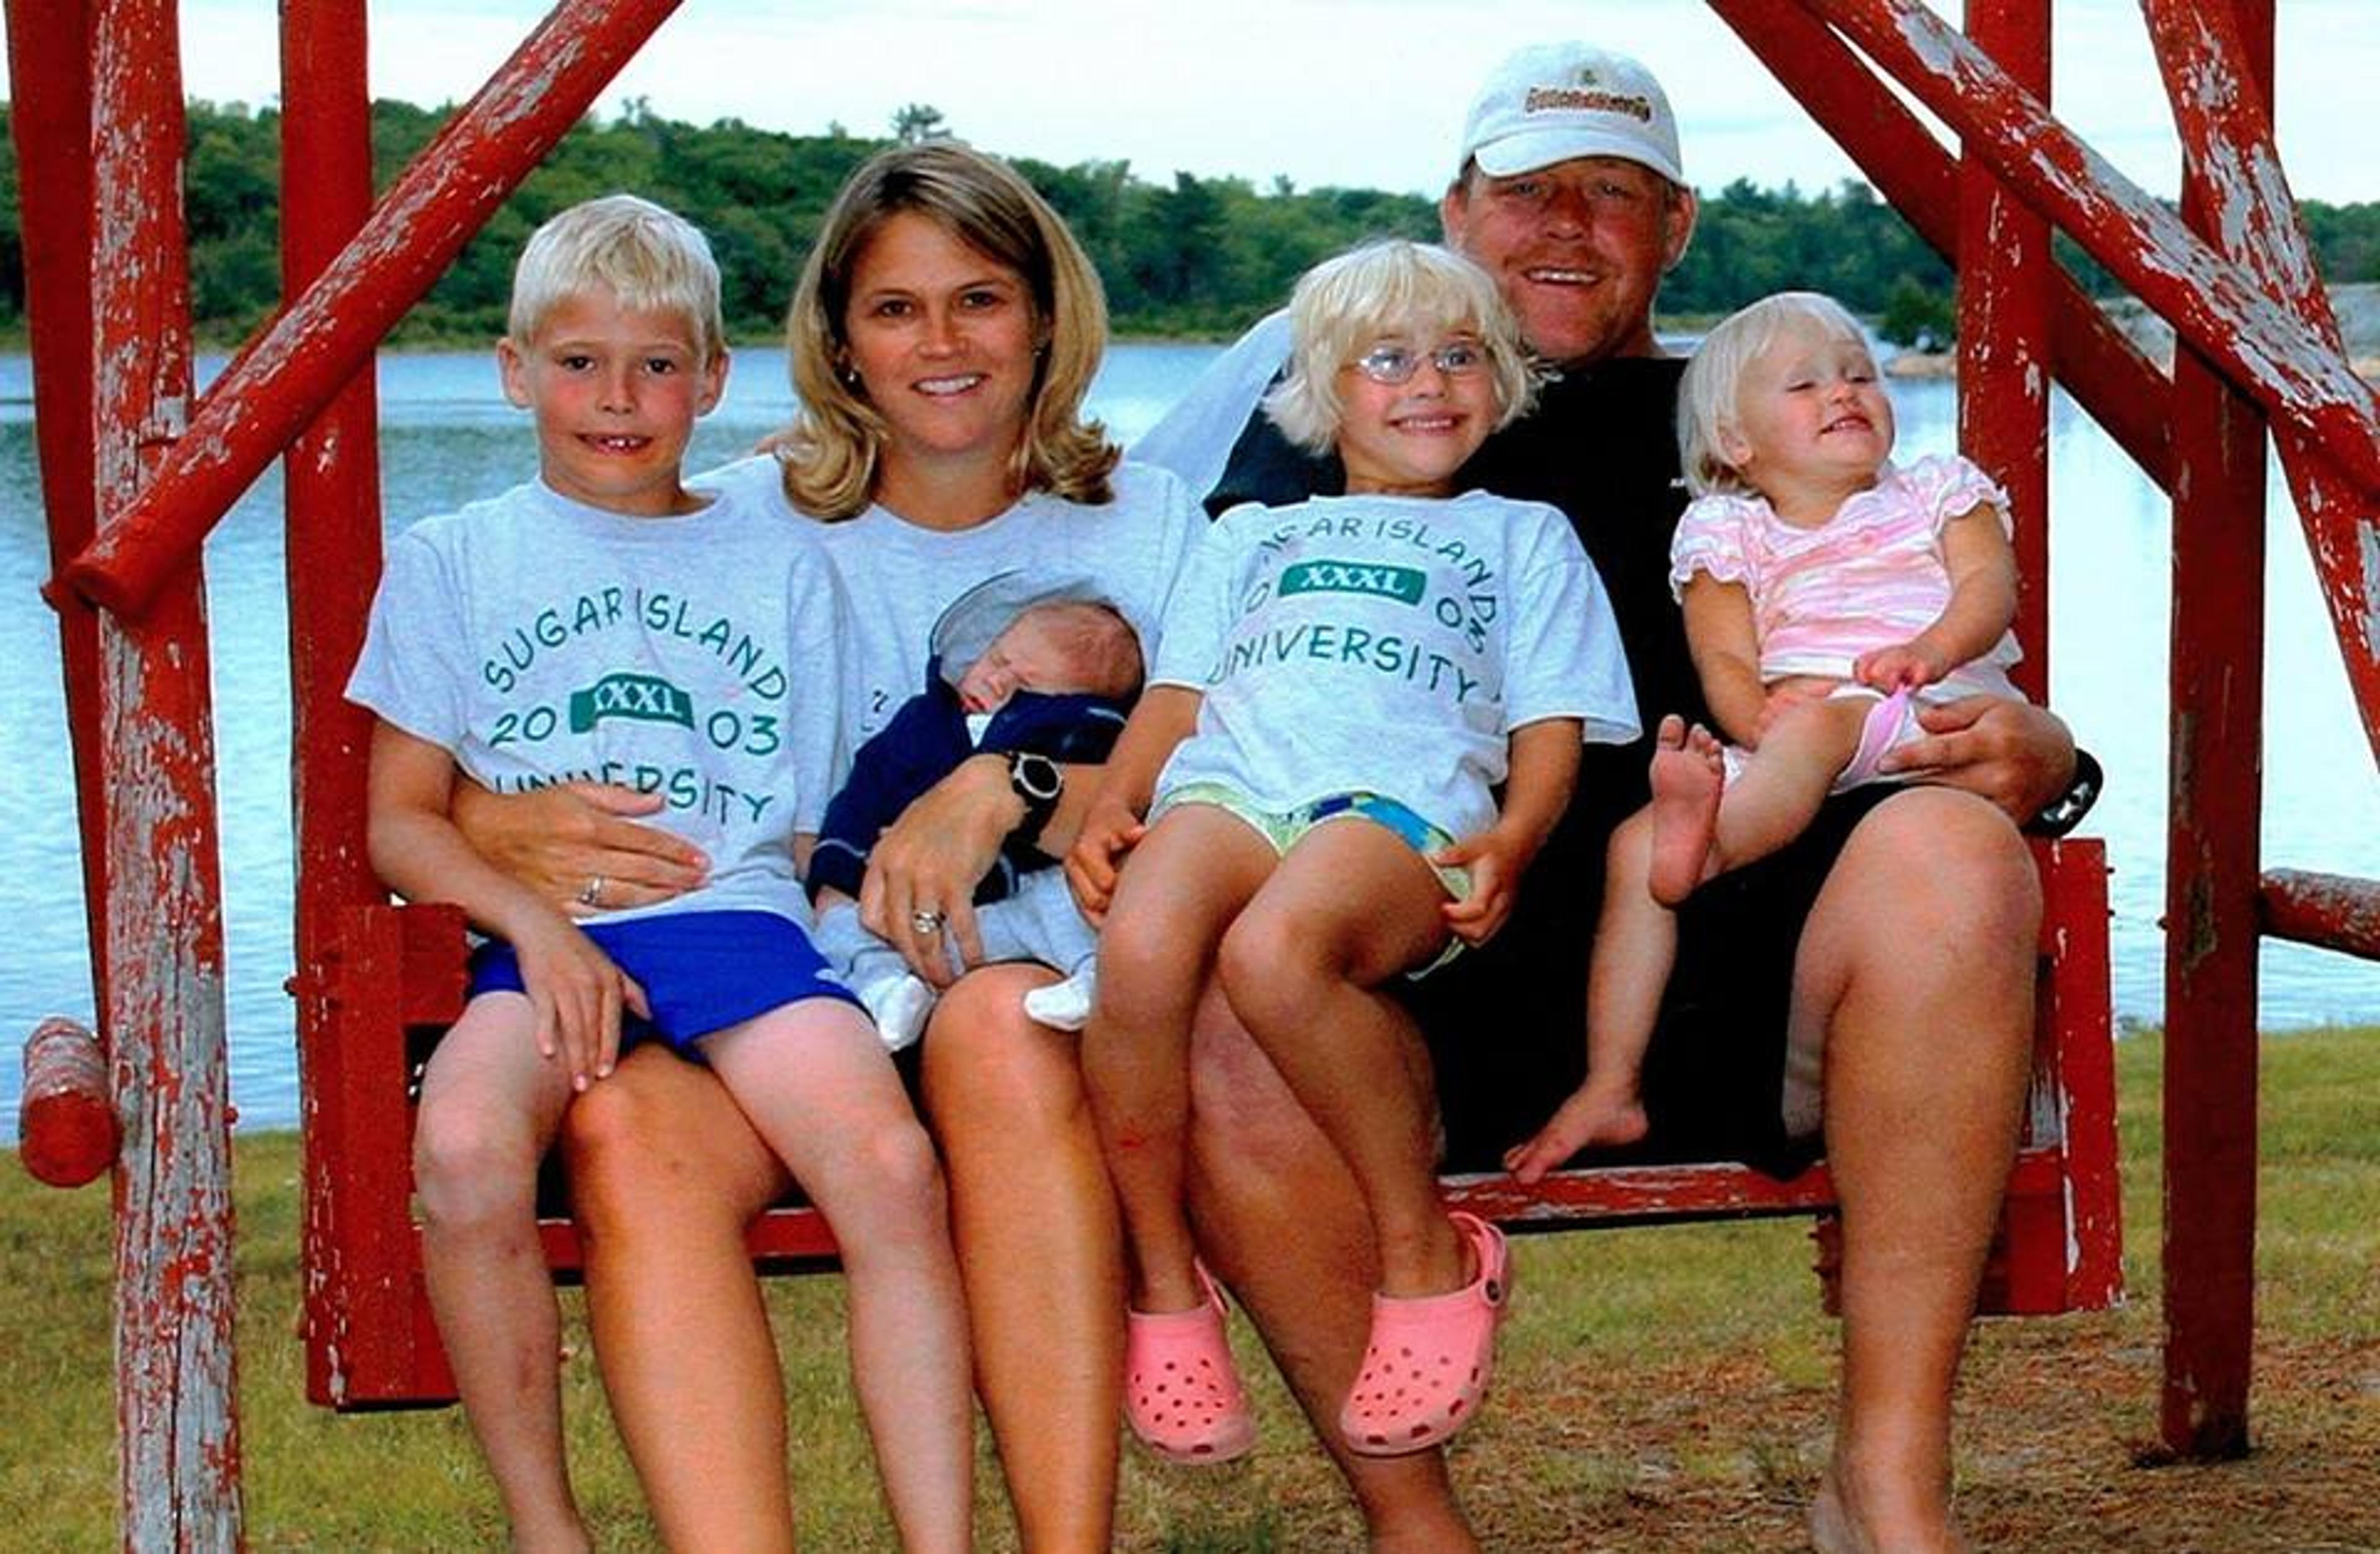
[346,194,972,1552]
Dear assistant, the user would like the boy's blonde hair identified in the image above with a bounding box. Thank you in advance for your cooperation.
[777,142,1119,520]
[508,193,725,362]
[1677,290,1874,498]
[1262,240,1538,457]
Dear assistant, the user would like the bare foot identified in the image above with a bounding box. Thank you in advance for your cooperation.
[1369,1508,1481,1554]
[1646,715,1725,906]
[1502,1083,1649,1182]
[1809,1469,1860,1554]
[1810,1463,1972,1554]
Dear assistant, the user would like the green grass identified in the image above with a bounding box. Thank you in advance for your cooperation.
[4,1024,2375,1549]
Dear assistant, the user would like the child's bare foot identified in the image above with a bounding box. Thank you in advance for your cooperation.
[1646,714,1726,906]
[1502,1084,1649,1183]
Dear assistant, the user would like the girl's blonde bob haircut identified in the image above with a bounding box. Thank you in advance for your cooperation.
[1261,240,1538,456]
[1677,290,1875,498]
[508,193,725,364]
[777,142,1119,519]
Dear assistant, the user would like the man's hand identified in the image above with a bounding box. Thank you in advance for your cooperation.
[1875,695,2074,822]
[452,781,708,916]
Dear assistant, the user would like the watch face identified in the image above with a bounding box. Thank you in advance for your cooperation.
[1012,753,1063,802]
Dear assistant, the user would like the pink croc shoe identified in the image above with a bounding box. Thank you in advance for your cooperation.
[1123,1264,1256,1465]
[1339,1211,1510,1456]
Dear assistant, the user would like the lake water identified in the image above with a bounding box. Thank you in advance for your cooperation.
[2,344,2376,1138]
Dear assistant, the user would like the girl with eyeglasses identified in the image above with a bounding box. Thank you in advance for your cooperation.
[1064,239,1639,1462]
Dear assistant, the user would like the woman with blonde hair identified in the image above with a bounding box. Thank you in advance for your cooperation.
[458,141,1201,1548]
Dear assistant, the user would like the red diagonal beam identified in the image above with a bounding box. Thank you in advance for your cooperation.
[1706,0,2172,493]
[56,0,682,619]
[2142,0,2380,768]
[1804,0,2380,499]
[1955,1,2052,696]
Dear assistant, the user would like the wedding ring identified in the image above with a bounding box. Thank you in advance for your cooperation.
[579,875,604,908]
[910,907,946,936]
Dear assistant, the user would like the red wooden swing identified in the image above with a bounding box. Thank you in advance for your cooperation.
[13,0,2379,1537]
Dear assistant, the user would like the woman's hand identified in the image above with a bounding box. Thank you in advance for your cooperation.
[1874,695,2076,822]
[452,781,708,916]
[858,753,1023,986]
[1063,792,1147,927]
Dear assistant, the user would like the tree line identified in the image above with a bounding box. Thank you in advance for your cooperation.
[2,97,2376,349]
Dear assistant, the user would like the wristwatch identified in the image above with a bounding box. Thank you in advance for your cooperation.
[1004,751,1064,845]
[2025,748,2103,838]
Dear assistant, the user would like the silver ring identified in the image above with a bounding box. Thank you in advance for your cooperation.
[579,875,604,908]
[910,908,946,936]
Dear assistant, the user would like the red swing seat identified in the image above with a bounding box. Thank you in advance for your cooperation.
[298,835,2117,1408]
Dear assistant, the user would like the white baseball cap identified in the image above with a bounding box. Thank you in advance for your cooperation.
[1457,43,1685,187]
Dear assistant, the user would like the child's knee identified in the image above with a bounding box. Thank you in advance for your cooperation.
[1606,809,1656,882]
[1214,914,1313,1025]
[413,1110,537,1228]
[844,1118,950,1232]
[1093,913,1197,1021]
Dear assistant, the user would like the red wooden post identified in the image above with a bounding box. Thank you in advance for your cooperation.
[2154,0,2275,1460]
[57,0,685,620]
[278,0,407,1411]
[1955,0,2052,698]
[4,0,113,980]
[2041,840,2123,1310]
[87,0,245,1539]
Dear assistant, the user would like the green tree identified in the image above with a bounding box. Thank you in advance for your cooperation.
[16,95,2367,350]
[1879,278,1955,349]
[892,103,949,146]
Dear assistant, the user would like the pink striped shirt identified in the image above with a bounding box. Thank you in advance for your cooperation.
[1668,453,2024,699]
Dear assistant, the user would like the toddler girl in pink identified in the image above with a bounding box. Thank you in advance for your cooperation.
[1510,289,2024,1172]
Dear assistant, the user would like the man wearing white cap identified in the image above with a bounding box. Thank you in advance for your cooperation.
[1137,40,2081,1553]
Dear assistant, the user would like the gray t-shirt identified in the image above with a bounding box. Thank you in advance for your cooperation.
[346,476,844,924]
[697,455,1203,752]
[1151,489,1639,841]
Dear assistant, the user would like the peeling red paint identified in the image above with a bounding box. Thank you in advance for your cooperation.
[1811,0,2380,498]
[58,0,685,620]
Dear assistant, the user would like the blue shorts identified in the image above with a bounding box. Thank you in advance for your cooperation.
[467,910,860,1061]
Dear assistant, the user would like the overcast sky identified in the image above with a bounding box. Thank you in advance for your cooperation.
[2,1,2368,204]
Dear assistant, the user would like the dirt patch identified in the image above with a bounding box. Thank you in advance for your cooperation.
[1439,1316,2380,1552]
